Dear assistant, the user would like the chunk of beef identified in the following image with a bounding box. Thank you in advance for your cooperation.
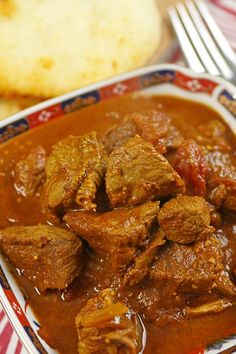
[127,110,183,154]
[197,123,236,211]
[64,201,159,273]
[208,184,227,209]
[103,109,183,155]
[76,288,143,354]
[106,135,184,208]
[158,196,214,244]
[207,203,222,229]
[174,139,209,196]
[41,132,107,214]
[206,151,236,212]
[14,146,46,197]
[0,225,83,291]
[150,235,236,297]
[208,182,236,212]
[123,230,165,286]
[224,193,236,211]
[102,120,137,155]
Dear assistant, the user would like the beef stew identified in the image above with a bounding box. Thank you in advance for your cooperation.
[1,94,236,354]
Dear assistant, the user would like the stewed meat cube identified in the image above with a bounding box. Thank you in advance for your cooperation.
[208,179,236,212]
[102,120,137,155]
[207,151,236,212]
[14,146,46,197]
[64,201,159,273]
[103,109,183,155]
[127,110,183,154]
[76,288,143,354]
[208,184,228,209]
[41,132,107,214]
[193,121,236,212]
[150,235,236,297]
[106,135,184,208]
[224,193,236,211]
[158,196,214,244]
[0,225,83,291]
[124,230,165,286]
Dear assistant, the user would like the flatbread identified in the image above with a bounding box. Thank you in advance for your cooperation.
[0,97,40,120]
[0,0,161,98]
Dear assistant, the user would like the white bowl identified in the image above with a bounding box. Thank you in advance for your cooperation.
[1,64,236,354]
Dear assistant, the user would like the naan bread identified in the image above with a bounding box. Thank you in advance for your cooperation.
[0,0,161,98]
[0,97,40,120]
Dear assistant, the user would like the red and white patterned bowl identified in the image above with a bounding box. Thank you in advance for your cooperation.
[0,64,236,354]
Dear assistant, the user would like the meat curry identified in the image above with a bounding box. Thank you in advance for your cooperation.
[0,94,236,354]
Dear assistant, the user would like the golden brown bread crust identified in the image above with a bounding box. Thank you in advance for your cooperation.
[0,96,41,120]
[0,0,161,98]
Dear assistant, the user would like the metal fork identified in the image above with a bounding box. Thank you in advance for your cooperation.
[168,0,236,84]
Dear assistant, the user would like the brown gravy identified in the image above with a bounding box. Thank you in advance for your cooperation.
[1,94,236,354]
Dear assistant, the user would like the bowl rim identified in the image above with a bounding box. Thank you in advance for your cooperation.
[0,63,236,130]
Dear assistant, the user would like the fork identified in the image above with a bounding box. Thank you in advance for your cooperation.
[168,0,236,85]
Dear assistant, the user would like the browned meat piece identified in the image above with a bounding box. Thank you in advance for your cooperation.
[205,146,236,212]
[128,110,183,154]
[207,203,222,229]
[150,235,236,297]
[184,118,236,212]
[14,146,46,197]
[41,132,107,214]
[174,139,209,196]
[102,109,183,155]
[208,184,227,209]
[106,135,184,208]
[196,120,231,152]
[224,194,236,211]
[102,120,137,154]
[208,181,236,212]
[123,230,165,286]
[209,181,236,211]
[202,121,236,212]
[64,201,159,273]
[185,299,232,317]
[0,225,83,292]
[76,288,143,354]
[158,196,214,244]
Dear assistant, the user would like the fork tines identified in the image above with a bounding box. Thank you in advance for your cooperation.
[168,0,236,83]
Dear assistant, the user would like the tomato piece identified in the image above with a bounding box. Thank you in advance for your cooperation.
[174,140,209,196]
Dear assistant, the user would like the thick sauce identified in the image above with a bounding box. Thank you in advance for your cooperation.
[1,95,236,354]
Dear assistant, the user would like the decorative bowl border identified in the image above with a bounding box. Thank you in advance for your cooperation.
[0,64,236,354]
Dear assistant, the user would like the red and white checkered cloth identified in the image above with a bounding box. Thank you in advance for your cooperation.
[208,0,236,50]
[0,0,236,353]
[0,309,27,354]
